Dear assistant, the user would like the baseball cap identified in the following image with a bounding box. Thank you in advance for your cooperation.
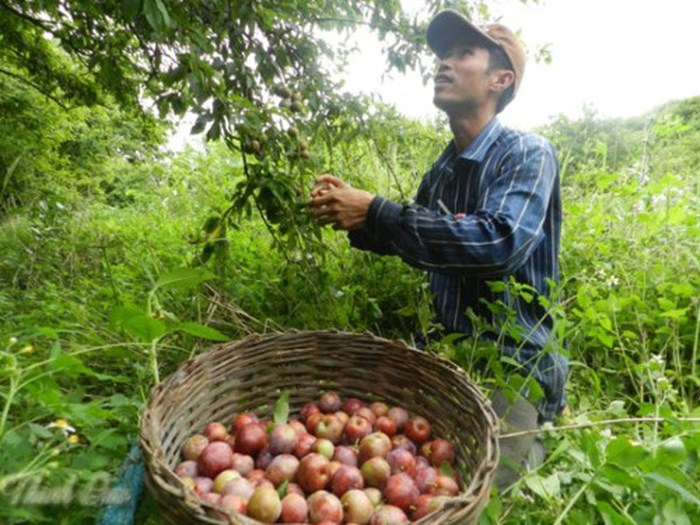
[426,10,526,96]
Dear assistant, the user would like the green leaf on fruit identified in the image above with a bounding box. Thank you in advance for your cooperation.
[277,479,288,499]
[439,461,453,477]
[273,390,290,425]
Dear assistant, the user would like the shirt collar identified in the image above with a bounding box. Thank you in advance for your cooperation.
[457,117,503,163]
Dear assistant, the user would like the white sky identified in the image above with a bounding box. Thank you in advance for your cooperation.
[341,0,700,130]
[168,0,700,150]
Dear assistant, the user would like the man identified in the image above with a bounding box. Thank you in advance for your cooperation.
[309,10,568,487]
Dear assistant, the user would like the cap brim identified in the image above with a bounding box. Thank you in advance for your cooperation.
[427,10,500,58]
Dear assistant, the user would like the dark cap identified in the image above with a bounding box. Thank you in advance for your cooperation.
[427,10,526,96]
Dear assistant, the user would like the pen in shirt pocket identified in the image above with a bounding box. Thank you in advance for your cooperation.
[437,199,465,220]
[437,199,451,214]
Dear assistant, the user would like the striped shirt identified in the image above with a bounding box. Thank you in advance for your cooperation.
[348,117,568,421]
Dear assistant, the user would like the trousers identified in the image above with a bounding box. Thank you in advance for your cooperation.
[490,389,545,489]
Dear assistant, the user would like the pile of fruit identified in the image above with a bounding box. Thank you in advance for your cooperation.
[175,391,461,524]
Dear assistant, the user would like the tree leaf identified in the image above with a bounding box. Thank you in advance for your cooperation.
[273,390,290,425]
[155,267,214,290]
[142,0,163,31]
[176,322,228,341]
[123,315,167,342]
[121,0,142,21]
[645,473,700,506]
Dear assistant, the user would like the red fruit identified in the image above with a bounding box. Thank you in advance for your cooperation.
[247,486,282,523]
[412,494,450,520]
[374,416,397,437]
[430,474,459,496]
[182,434,209,461]
[212,469,241,494]
[383,473,419,513]
[391,434,417,455]
[404,415,431,445]
[344,415,373,443]
[334,410,349,426]
[203,422,228,442]
[313,414,345,444]
[306,412,324,433]
[429,438,455,466]
[341,489,374,524]
[386,448,416,476]
[355,407,377,425]
[386,407,409,432]
[341,397,365,416]
[192,476,214,495]
[255,446,273,470]
[269,423,299,455]
[199,491,221,506]
[231,412,259,436]
[301,402,321,422]
[319,391,342,413]
[363,486,383,508]
[296,453,331,494]
[369,402,389,418]
[280,492,309,523]
[330,464,364,497]
[414,455,430,470]
[265,453,300,487]
[231,452,255,476]
[245,468,266,484]
[289,419,307,436]
[286,482,305,496]
[174,460,198,478]
[307,490,343,524]
[360,456,391,489]
[294,432,317,458]
[179,476,196,491]
[369,504,409,524]
[235,422,268,456]
[359,432,392,463]
[197,441,233,478]
[414,466,438,494]
[333,445,359,467]
[220,477,255,500]
[327,460,343,478]
[312,438,335,460]
[219,493,247,515]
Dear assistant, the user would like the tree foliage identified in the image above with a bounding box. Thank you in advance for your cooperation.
[0,0,516,253]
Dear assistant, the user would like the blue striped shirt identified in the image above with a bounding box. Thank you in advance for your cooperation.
[348,117,568,421]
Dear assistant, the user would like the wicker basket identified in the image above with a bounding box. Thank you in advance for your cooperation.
[139,331,499,524]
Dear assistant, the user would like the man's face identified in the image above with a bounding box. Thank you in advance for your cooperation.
[432,42,493,116]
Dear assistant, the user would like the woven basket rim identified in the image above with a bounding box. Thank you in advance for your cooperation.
[139,330,500,524]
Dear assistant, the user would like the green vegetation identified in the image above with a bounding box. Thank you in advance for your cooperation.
[1,1,698,523]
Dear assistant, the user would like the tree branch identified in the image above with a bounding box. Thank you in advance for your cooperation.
[500,416,700,439]
[0,1,56,32]
[0,68,68,110]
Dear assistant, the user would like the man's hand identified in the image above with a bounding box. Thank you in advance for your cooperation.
[308,175,374,231]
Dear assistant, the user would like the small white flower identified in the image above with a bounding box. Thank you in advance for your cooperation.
[606,275,620,287]
[601,428,613,439]
[650,354,665,366]
[47,419,76,436]
[8,337,18,345]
